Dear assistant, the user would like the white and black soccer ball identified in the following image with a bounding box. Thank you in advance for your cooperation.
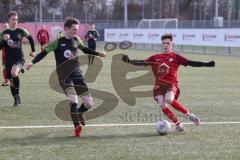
[155,120,171,135]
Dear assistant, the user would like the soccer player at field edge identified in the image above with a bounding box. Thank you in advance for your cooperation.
[0,11,35,107]
[1,22,10,86]
[37,25,49,52]
[85,23,99,65]
[26,17,106,137]
[122,33,215,132]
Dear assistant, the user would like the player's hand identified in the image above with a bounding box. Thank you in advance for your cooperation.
[3,34,10,41]
[26,63,33,70]
[29,52,35,57]
[20,68,25,73]
[99,52,106,57]
[207,61,215,67]
[122,54,130,63]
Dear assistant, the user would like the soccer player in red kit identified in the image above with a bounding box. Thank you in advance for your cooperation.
[122,33,215,132]
[37,25,49,51]
[1,22,10,86]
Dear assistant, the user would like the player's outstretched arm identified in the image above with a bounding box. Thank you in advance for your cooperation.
[26,38,57,70]
[122,54,150,66]
[186,60,215,67]
[31,50,48,64]
[77,37,105,57]
[26,50,48,70]
[80,47,106,57]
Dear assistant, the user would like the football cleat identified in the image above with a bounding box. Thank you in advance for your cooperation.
[13,94,22,107]
[188,113,200,126]
[175,123,185,132]
[74,125,82,137]
[2,82,10,86]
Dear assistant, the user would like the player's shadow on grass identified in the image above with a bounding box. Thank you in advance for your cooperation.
[80,132,159,140]
[0,132,159,147]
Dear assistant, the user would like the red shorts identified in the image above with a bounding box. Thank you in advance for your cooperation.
[153,81,180,101]
[40,41,47,46]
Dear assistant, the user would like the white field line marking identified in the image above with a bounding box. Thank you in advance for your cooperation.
[0,121,240,129]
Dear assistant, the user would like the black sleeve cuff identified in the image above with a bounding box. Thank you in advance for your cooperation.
[186,60,215,67]
[81,47,99,56]
[32,50,48,64]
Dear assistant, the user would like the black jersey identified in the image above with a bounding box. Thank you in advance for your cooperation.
[0,28,30,62]
[32,34,100,77]
[86,30,99,41]
[45,36,89,68]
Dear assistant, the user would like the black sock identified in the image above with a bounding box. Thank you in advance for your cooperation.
[10,86,17,97]
[12,77,20,95]
[70,103,80,128]
[78,103,89,113]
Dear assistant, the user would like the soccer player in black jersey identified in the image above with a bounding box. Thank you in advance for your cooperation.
[85,23,99,65]
[0,11,35,107]
[26,17,106,137]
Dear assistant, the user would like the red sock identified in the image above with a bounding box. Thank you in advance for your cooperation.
[3,68,7,82]
[171,100,189,115]
[162,107,180,125]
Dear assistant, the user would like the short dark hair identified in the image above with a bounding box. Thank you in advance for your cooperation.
[64,17,79,28]
[8,11,18,19]
[161,33,173,41]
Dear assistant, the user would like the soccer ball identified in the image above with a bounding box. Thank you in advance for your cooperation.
[155,120,171,135]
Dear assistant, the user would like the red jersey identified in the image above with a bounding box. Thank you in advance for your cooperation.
[145,52,189,98]
[37,29,49,44]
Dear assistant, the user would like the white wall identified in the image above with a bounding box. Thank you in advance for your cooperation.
[104,29,240,47]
